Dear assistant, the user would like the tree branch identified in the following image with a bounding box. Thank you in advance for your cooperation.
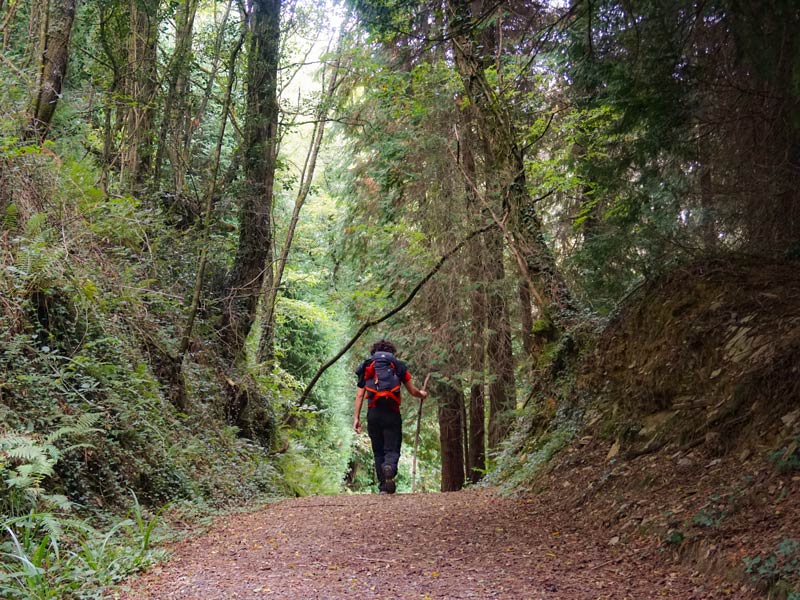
[297,222,498,404]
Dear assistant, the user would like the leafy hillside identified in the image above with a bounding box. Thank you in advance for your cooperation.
[1,117,350,599]
[491,258,800,597]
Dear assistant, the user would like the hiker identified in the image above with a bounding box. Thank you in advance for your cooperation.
[353,339,427,494]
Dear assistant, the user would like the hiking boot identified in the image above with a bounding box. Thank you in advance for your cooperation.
[381,464,396,494]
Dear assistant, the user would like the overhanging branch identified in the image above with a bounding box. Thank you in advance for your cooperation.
[297,222,498,404]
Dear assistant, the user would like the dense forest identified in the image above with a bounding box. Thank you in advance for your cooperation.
[0,0,798,597]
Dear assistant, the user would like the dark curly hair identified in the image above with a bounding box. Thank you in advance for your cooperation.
[370,339,397,355]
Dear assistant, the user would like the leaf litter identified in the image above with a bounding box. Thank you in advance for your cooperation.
[113,488,739,599]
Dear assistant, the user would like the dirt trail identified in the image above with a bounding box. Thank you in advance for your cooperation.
[115,489,745,600]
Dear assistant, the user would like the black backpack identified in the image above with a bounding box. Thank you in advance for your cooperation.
[365,351,402,408]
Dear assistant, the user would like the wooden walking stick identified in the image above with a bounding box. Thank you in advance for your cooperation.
[411,373,430,494]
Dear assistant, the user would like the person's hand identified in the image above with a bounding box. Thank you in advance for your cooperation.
[353,418,362,434]
[419,390,428,401]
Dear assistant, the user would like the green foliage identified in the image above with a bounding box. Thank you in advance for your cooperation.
[3,203,19,231]
[0,138,54,160]
[274,445,342,497]
[275,297,336,383]
[744,539,800,590]
[663,529,685,546]
[0,508,167,599]
[690,481,749,530]
[493,426,574,492]
[0,426,164,599]
[769,437,800,473]
[0,127,289,521]
[0,420,99,517]
[270,294,352,496]
[345,435,380,493]
[691,505,727,529]
[84,196,148,252]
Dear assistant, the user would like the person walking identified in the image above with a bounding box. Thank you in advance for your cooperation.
[353,339,428,494]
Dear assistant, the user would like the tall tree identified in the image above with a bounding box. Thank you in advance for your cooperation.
[461,108,488,474]
[259,29,345,362]
[220,0,281,363]
[437,380,466,492]
[26,0,77,141]
[564,0,800,307]
[446,0,575,331]
[466,233,486,481]
[120,0,159,191]
[152,0,201,194]
[179,21,247,361]
[485,226,516,448]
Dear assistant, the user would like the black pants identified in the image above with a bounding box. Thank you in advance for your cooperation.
[367,405,402,481]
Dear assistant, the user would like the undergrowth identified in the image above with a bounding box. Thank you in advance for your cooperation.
[1,140,350,595]
[744,538,800,600]
[0,427,165,599]
[485,345,588,493]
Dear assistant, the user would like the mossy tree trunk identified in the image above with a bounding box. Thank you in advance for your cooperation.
[467,232,487,481]
[26,0,76,142]
[447,0,574,331]
[220,0,280,368]
[460,104,489,476]
[120,0,159,193]
[485,225,516,448]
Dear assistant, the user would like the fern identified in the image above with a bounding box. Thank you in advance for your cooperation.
[4,446,49,465]
[39,495,71,512]
[45,412,101,446]
[7,217,64,294]
[0,435,35,450]
[5,475,38,491]
[2,202,18,231]
[23,213,48,237]
[0,416,100,515]
[15,462,54,480]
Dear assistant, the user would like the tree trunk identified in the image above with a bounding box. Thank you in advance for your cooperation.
[179,26,246,360]
[177,0,234,197]
[259,41,344,362]
[699,166,718,250]
[460,387,469,480]
[120,0,159,192]
[220,0,281,363]
[437,381,465,492]
[468,375,485,481]
[26,0,76,142]
[447,0,574,330]
[508,157,574,323]
[152,0,201,194]
[97,4,122,195]
[1,0,21,50]
[461,117,487,481]
[519,279,534,358]
[485,225,516,448]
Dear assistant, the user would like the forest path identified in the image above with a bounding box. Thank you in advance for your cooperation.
[117,489,719,599]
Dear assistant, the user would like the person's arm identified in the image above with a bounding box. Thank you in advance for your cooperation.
[403,378,428,400]
[353,387,365,433]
